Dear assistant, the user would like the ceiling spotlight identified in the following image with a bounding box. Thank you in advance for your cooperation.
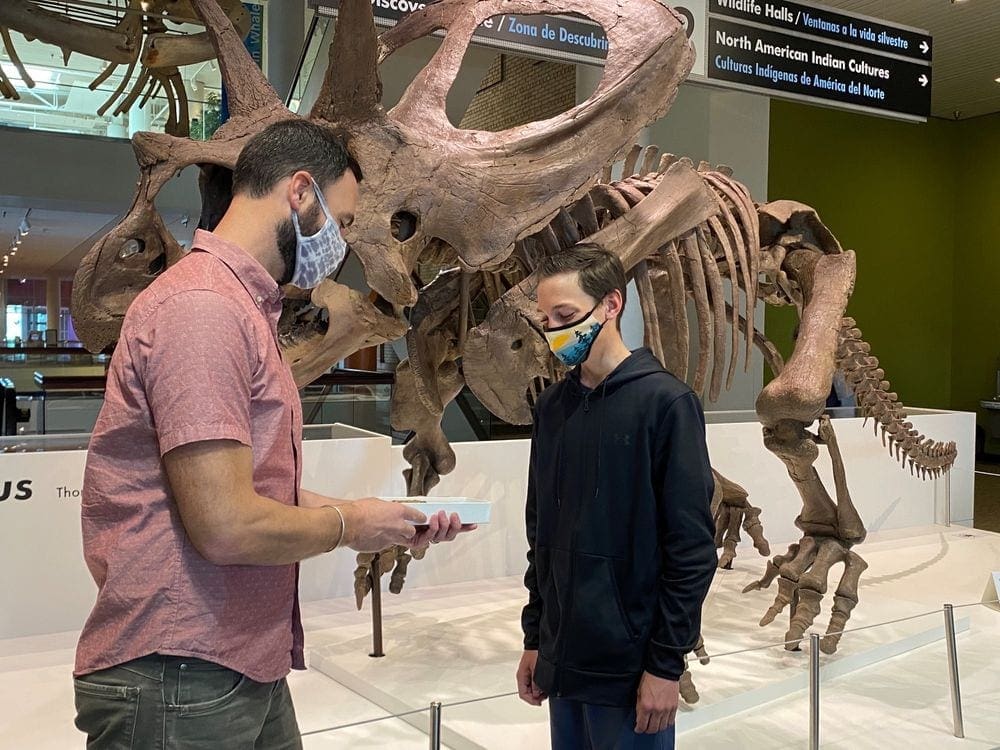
[15,235,22,245]
[18,210,31,237]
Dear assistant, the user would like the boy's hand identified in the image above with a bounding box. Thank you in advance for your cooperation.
[635,672,678,734]
[516,650,548,706]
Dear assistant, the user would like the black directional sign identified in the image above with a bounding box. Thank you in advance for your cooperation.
[707,1,932,121]
[310,0,611,65]
[710,1,932,61]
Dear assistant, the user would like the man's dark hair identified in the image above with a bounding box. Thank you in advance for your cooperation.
[232,119,363,198]
[535,243,628,310]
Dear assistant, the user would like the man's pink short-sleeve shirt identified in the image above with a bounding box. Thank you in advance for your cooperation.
[75,230,305,683]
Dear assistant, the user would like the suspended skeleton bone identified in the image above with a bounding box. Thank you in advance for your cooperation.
[0,0,250,136]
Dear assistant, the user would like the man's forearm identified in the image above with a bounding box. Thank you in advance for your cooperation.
[166,442,349,566]
[210,493,343,566]
[299,488,352,509]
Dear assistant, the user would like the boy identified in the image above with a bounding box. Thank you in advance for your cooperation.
[516,244,717,749]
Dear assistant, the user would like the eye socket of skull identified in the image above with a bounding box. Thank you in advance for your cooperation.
[391,210,419,242]
[147,253,167,276]
[118,238,145,260]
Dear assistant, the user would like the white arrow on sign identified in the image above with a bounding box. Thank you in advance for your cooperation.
[919,74,929,87]
[920,40,930,55]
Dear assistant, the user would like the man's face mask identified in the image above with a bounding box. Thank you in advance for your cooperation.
[544,303,605,368]
[289,177,348,289]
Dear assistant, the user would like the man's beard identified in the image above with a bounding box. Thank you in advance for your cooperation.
[276,202,324,286]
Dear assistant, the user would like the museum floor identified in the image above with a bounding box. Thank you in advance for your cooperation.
[1,525,998,749]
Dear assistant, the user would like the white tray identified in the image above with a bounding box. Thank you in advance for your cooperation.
[386,497,492,525]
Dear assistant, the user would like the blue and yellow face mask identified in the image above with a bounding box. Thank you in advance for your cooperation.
[544,304,605,368]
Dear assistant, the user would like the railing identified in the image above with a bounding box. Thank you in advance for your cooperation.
[0,367,396,437]
[298,598,998,748]
[454,387,533,441]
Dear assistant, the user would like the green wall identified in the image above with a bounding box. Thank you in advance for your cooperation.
[951,114,1000,414]
[767,100,968,410]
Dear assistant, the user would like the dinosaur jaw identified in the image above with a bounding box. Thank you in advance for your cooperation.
[282,280,407,388]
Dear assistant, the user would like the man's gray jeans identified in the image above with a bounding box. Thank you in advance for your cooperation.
[74,654,301,749]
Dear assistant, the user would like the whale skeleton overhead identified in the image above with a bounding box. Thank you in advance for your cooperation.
[0,0,253,137]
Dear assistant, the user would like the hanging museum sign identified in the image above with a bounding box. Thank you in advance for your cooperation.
[308,0,930,121]
[308,0,709,75]
[706,0,932,121]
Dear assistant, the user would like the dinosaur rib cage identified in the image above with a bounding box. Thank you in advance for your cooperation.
[469,150,766,406]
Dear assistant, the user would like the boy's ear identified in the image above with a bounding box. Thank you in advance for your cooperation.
[606,289,624,320]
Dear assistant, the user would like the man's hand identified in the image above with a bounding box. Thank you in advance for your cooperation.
[516,650,547,706]
[337,498,426,552]
[337,502,477,552]
[635,672,678,735]
[410,511,478,549]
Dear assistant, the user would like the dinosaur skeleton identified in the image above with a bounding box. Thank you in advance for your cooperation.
[0,0,251,136]
[376,145,957,664]
[66,0,958,695]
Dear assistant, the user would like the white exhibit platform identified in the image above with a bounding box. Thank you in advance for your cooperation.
[1,410,976,642]
[2,526,997,748]
[0,410,992,748]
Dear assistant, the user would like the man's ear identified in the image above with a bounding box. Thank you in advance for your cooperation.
[287,171,313,213]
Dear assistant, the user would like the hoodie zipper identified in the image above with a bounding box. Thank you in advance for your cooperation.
[553,384,598,697]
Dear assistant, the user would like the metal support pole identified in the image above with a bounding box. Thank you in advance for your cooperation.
[790,589,800,649]
[369,553,385,658]
[810,633,820,750]
[429,701,442,750]
[943,604,965,738]
[944,472,952,527]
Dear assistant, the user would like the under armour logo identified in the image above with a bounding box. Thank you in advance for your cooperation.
[613,433,631,446]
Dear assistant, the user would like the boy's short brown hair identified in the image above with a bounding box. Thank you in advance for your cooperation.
[535,243,628,309]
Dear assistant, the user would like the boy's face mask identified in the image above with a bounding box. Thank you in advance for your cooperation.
[544,303,605,367]
[289,177,348,289]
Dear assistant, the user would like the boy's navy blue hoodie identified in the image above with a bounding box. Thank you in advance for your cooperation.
[522,348,717,707]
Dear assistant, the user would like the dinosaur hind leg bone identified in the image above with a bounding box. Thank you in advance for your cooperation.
[749,249,867,653]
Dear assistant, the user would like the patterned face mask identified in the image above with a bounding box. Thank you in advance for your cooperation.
[289,178,348,289]
[544,304,605,367]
